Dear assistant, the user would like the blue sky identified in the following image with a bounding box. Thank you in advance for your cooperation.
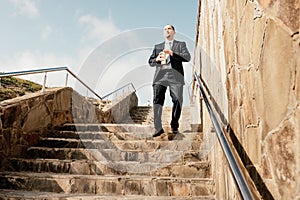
[0,0,199,105]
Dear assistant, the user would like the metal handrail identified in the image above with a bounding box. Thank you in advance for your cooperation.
[0,66,102,100]
[193,71,254,200]
[102,82,136,99]
[0,66,68,77]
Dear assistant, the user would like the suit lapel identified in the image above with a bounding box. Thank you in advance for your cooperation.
[158,42,165,51]
[171,40,178,51]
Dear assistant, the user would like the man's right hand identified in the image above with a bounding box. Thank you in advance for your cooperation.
[156,52,166,62]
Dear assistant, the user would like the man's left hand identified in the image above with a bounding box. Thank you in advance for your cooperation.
[163,49,173,56]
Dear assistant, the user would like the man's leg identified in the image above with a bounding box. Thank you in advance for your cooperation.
[153,84,167,131]
[169,83,183,131]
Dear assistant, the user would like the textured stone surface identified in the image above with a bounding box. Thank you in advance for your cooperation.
[195,0,299,199]
[236,1,255,66]
[0,190,215,200]
[0,107,215,199]
[264,119,297,198]
[0,87,138,173]
[257,0,300,32]
[259,18,294,136]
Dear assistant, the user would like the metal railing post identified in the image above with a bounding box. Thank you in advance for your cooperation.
[85,90,88,99]
[42,72,47,92]
[65,72,69,87]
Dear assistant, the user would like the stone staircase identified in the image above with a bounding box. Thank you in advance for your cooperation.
[0,106,215,199]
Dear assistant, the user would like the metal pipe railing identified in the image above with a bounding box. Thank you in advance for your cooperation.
[102,82,136,99]
[0,66,137,104]
[193,70,254,200]
[0,66,102,100]
[0,66,68,77]
[65,68,102,100]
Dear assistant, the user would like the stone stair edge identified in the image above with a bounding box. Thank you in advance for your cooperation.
[0,171,214,182]
[27,146,202,151]
[6,158,211,178]
[45,132,202,139]
[0,189,215,200]
[7,157,210,165]
[38,135,202,142]
[46,131,202,134]
[56,123,155,127]
[25,147,204,155]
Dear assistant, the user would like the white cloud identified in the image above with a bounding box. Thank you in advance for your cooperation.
[0,14,122,95]
[77,14,121,67]
[1,51,72,68]
[79,14,120,44]
[10,0,39,18]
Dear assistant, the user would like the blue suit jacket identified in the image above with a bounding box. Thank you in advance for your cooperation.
[148,40,191,85]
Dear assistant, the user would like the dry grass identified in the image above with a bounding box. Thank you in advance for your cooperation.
[0,76,42,101]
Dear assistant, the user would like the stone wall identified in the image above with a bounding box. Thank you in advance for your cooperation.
[194,0,299,199]
[0,87,138,171]
[101,92,138,123]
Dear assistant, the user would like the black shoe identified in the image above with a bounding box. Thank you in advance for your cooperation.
[153,129,164,137]
[172,128,179,134]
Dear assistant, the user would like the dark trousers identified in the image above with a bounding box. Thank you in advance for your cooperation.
[153,80,183,131]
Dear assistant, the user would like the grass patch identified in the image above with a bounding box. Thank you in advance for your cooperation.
[0,76,42,101]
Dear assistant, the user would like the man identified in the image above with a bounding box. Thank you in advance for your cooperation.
[148,24,191,137]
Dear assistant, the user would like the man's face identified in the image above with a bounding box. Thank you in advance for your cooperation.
[163,25,175,40]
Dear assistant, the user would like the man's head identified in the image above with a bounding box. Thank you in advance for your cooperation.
[164,24,176,40]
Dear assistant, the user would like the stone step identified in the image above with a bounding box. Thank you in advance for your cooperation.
[23,148,206,163]
[0,172,215,196]
[0,189,215,199]
[36,134,202,151]
[6,158,210,178]
[46,130,203,141]
[47,130,151,140]
[54,124,155,133]
[54,123,194,135]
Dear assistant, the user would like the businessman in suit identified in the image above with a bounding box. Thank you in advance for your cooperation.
[148,24,191,137]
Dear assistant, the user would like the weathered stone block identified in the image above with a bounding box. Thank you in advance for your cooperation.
[258,19,295,135]
[257,0,300,32]
[222,0,236,72]
[236,1,255,65]
[1,104,21,128]
[169,181,190,196]
[141,179,156,196]
[246,127,261,165]
[265,118,297,198]
[171,163,210,178]
[296,43,300,101]
[252,15,267,68]
[52,88,72,111]
[22,103,52,133]
[190,182,213,196]
[240,68,259,126]
[71,178,96,194]
[96,180,122,195]
[125,180,141,195]
[156,180,169,196]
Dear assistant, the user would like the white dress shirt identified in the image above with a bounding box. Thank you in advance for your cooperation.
[162,40,173,69]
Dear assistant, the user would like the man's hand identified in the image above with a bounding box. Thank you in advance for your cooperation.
[163,49,173,56]
[156,52,166,62]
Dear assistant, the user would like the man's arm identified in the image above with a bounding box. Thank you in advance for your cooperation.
[148,45,160,67]
[171,42,191,62]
